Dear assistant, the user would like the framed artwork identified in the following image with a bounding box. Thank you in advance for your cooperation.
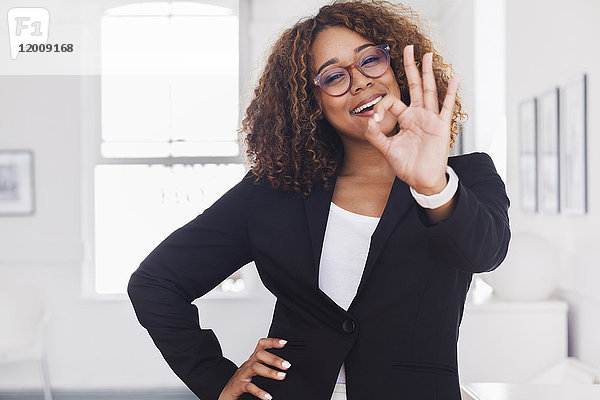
[518,98,538,213]
[537,88,560,214]
[0,150,35,216]
[559,74,587,215]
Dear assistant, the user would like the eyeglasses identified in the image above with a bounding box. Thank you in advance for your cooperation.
[313,44,390,96]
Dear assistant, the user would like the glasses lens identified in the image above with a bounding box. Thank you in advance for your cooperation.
[317,46,389,96]
[320,68,350,96]
[360,48,388,77]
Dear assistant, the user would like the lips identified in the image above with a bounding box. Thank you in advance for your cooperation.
[350,93,386,115]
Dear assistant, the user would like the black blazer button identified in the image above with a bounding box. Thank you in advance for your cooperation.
[342,318,355,333]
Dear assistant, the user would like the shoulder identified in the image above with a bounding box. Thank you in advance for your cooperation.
[447,151,508,205]
[242,169,271,188]
[448,151,495,168]
[243,169,307,201]
[208,170,257,210]
[233,170,293,209]
[448,151,498,178]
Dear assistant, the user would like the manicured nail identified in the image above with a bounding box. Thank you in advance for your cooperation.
[277,372,286,377]
[279,339,287,345]
[264,393,272,400]
[373,112,381,122]
[282,361,291,369]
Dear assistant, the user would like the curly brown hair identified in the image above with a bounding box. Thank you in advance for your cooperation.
[240,0,467,198]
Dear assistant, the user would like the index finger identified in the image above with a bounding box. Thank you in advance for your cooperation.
[371,93,407,122]
[257,337,288,350]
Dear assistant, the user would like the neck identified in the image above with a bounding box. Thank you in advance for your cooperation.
[337,143,396,183]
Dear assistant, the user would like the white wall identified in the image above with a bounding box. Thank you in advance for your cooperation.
[435,0,476,154]
[436,0,507,179]
[506,0,600,369]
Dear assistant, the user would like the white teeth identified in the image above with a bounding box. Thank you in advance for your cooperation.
[352,95,383,114]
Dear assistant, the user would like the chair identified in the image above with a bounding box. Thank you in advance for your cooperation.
[0,286,53,400]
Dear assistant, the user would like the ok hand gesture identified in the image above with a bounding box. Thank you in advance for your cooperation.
[364,45,459,195]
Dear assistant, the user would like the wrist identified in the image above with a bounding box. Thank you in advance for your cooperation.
[412,174,448,196]
[410,166,459,209]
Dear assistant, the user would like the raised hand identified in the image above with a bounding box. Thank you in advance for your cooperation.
[364,44,459,195]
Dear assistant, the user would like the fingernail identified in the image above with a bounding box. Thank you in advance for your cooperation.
[373,112,381,122]
[264,393,273,400]
[282,361,291,369]
[279,340,287,345]
[277,372,286,377]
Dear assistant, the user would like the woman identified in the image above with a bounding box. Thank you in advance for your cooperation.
[128,1,511,400]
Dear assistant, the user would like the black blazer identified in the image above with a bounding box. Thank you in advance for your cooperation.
[128,151,511,400]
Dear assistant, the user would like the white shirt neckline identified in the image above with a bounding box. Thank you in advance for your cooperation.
[330,201,381,222]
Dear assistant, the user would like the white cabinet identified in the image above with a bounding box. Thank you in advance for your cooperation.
[457,294,568,383]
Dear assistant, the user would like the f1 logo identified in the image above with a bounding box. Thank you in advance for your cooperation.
[7,7,50,60]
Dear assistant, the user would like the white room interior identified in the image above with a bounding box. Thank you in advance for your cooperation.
[0,0,599,399]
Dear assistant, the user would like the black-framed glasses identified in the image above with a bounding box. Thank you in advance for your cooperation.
[313,44,390,96]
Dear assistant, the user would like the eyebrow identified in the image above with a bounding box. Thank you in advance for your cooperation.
[316,43,375,75]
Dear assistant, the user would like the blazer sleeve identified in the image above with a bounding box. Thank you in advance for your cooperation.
[127,171,255,400]
[414,152,511,274]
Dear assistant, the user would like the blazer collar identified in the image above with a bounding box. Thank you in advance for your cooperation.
[303,150,414,314]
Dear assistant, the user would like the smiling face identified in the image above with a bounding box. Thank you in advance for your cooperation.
[310,25,402,142]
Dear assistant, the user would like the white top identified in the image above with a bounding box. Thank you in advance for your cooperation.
[318,201,380,386]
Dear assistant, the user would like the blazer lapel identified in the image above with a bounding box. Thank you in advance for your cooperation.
[303,152,414,313]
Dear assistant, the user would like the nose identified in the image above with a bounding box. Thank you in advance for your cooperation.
[349,65,374,94]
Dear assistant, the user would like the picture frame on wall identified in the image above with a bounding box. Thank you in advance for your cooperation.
[518,98,538,213]
[537,88,560,214]
[559,74,587,215]
[0,150,35,216]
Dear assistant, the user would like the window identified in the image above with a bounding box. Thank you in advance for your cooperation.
[83,1,254,299]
